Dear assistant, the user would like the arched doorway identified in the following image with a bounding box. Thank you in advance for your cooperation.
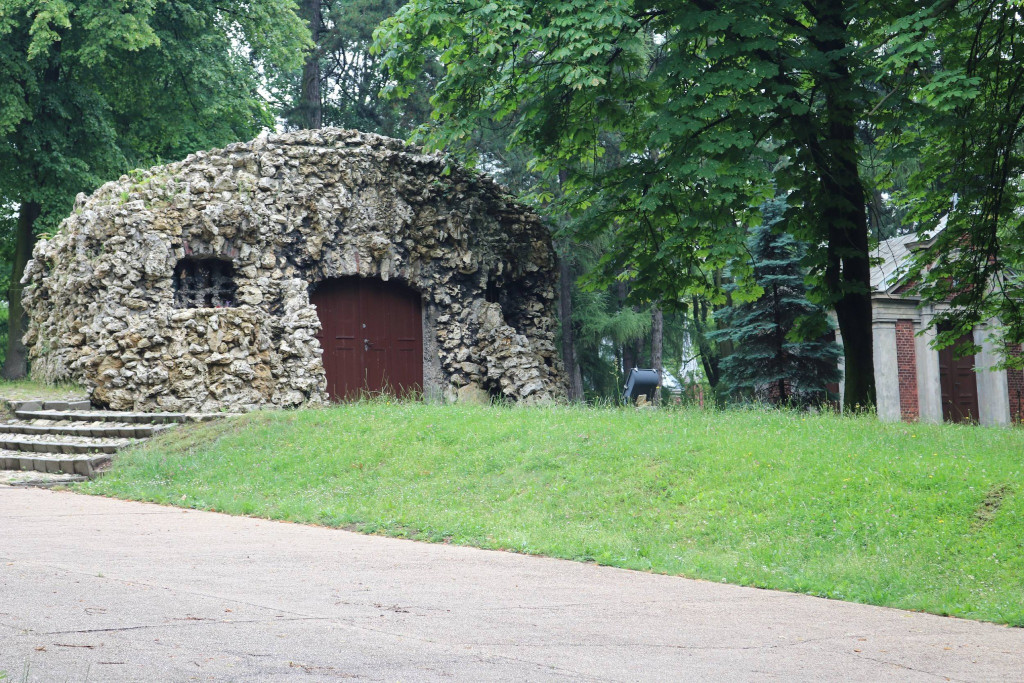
[311,277,423,400]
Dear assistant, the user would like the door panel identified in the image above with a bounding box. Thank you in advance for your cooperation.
[310,279,361,400]
[938,332,979,423]
[311,277,423,400]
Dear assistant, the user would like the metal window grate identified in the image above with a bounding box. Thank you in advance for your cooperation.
[172,258,237,308]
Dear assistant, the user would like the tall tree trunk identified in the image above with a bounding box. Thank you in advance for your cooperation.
[570,350,583,400]
[622,346,636,376]
[692,295,721,389]
[813,0,876,410]
[617,280,636,376]
[833,280,874,409]
[651,305,663,406]
[553,168,584,401]
[558,251,584,401]
[299,0,323,129]
[2,202,40,380]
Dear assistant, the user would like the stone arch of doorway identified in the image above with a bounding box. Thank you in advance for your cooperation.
[310,276,426,401]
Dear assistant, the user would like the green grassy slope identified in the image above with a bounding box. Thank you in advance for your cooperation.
[79,403,1024,625]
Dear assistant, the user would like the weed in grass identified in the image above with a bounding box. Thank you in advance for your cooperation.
[973,483,1013,529]
[80,401,1024,625]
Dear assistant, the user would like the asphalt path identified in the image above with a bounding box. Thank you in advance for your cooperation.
[1,487,1021,682]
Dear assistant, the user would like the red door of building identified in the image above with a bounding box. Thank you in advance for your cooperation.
[938,332,980,423]
[311,277,423,400]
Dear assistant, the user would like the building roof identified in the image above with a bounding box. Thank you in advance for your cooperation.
[870,218,945,294]
[871,232,918,293]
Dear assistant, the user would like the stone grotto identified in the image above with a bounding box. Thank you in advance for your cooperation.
[22,128,565,412]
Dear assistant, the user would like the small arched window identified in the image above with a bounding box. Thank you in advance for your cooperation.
[173,258,237,308]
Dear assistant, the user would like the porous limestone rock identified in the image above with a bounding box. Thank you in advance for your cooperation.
[23,128,564,411]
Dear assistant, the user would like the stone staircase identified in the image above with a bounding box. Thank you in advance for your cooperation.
[0,399,228,481]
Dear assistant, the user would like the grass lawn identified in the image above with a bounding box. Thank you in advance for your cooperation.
[0,379,87,403]
[78,402,1024,625]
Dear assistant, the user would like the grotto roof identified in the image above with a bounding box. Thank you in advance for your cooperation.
[67,127,536,227]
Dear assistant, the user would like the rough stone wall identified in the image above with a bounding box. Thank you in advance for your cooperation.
[23,128,564,411]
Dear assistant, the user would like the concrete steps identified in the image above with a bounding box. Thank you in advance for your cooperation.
[14,409,224,424]
[0,421,168,438]
[0,448,111,478]
[0,470,88,487]
[0,397,232,480]
[7,400,93,412]
[0,434,132,454]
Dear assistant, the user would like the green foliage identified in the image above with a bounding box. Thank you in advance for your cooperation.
[272,0,433,136]
[374,0,891,297]
[376,0,953,408]
[710,197,841,404]
[374,0,1024,400]
[0,206,14,297]
[83,401,1024,626]
[880,1,1024,363]
[375,0,754,306]
[0,0,311,231]
[572,284,650,397]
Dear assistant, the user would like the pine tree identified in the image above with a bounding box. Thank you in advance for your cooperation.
[711,198,841,405]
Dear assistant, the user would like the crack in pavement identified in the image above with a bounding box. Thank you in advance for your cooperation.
[445,634,841,652]
[39,616,333,636]
[8,559,616,667]
[5,559,987,676]
[23,612,621,681]
[470,599,668,612]
[7,489,1022,680]
[0,559,318,619]
[472,651,619,682]
[0,510,182,518]
[849,650,973,683]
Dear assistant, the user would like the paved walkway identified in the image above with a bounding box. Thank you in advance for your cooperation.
[1,488,1021,682]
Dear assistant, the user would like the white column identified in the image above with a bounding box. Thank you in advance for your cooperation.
[873,322,901,422]
[975,326,1010,426]
[916,318,943,423]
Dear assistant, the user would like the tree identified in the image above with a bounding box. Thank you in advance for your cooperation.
[710,197,841,404]
[688,288,728,396]
[570,252,652,399]
[883,1,1024,362]
[276,0,435,136]
[298,0,324,129]
[558,239,585,400]
[374,0,909,408]
[279,0,614,400]
[0,0,310,377]
[0,205,15,366]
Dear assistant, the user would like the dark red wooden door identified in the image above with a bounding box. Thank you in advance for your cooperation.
[311,277,423,400]
[938,333,979,423]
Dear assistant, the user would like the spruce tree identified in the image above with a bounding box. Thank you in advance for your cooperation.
[711,198,841,405]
